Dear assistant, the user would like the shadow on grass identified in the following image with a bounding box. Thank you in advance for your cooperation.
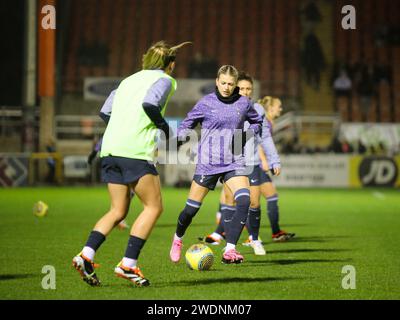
[279,224,310,228]
[266,248,353,254]
[245,258,352,266]
[0,274,37,281]
[155,223,213,228]
[285,236,353,243]
[156,276,304,287]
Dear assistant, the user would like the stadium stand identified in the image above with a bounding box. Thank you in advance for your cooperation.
[334,0,400,122]
[62,0,301,100]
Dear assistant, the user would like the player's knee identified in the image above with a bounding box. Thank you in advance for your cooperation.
[154,205,163,218]
[146,203,163,218]
[250,200,260,208]
[266,193,279,201]
[224,194,235,206]
[109,208,127,221]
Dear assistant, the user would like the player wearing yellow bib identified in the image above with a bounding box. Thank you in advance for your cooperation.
[72,41,190,287]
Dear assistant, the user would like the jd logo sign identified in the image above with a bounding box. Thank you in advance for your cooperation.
[359,157,398,187]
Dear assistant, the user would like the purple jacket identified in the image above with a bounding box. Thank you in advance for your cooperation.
[178,92,263,175]
[260,117,280,169]
[244,103,281,169]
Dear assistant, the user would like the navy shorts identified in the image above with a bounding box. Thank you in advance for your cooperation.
[193,168,249,191]
[247,165,272,186]
[101,156,158,185]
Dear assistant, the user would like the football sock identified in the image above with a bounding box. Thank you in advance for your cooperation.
[248,207,261,241]
[217,202,222,215]
[245,218,252,239]
[174,233,182,241]
[220,205,236,237]
[225,243,236,251]
[214,217,225,235]
[176,199,202,237]
[83,230,106,260]
[122,257,137,269]
[210,232,223,241]
[225,189,250,245]
[123,235,146,263]
[267,194,280,234]
[82,247,95,261]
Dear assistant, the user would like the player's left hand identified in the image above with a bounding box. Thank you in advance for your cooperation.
[272,166,281,176]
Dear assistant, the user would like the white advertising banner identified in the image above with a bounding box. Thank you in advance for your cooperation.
[63,156,90,178]
[273,155,350,187]
[340,123,400,154]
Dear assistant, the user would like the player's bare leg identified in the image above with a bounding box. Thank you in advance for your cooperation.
[72,183,131,286]
[93,183,131,236]
[129,174,163,239]
[118,187,135,230]
[114,174,163,287]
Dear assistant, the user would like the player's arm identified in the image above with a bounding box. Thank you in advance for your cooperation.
[245,101,263,135]
[176,101,204,140]
[88,137,103,165]
[99,90,116,124]
[258,144,269,171]
[174,101,204,148]
[233,101,263,152]
[89,90,116,164]
[142,78,173,140]
[259,118,281,175]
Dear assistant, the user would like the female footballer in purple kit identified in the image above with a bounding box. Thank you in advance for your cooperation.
[169,65,263,264]
[201,75,295,255]
[252,96,295,243]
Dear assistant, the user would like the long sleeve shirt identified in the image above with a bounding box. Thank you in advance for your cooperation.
[243,103,280,169]
[177,92,263,175]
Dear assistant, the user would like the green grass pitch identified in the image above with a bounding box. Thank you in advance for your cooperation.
[0,187,399,300]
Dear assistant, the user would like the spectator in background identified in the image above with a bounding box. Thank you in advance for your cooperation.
[333,69,352,97]
[302,32,325,90]
[333,69,352,118]
[329,134,353,154]
[302,0,322,23]
[333,69,352,98]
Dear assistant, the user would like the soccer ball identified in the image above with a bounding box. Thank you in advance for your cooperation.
[33,201,49,218]
[185,243,214,271]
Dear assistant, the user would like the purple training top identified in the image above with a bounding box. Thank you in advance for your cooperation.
[178,92,263,175]
[244,103,281,169]
[260,117,280,168]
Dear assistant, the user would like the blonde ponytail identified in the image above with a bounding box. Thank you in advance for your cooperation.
[142,41,192,70]
[258,96,281,111]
